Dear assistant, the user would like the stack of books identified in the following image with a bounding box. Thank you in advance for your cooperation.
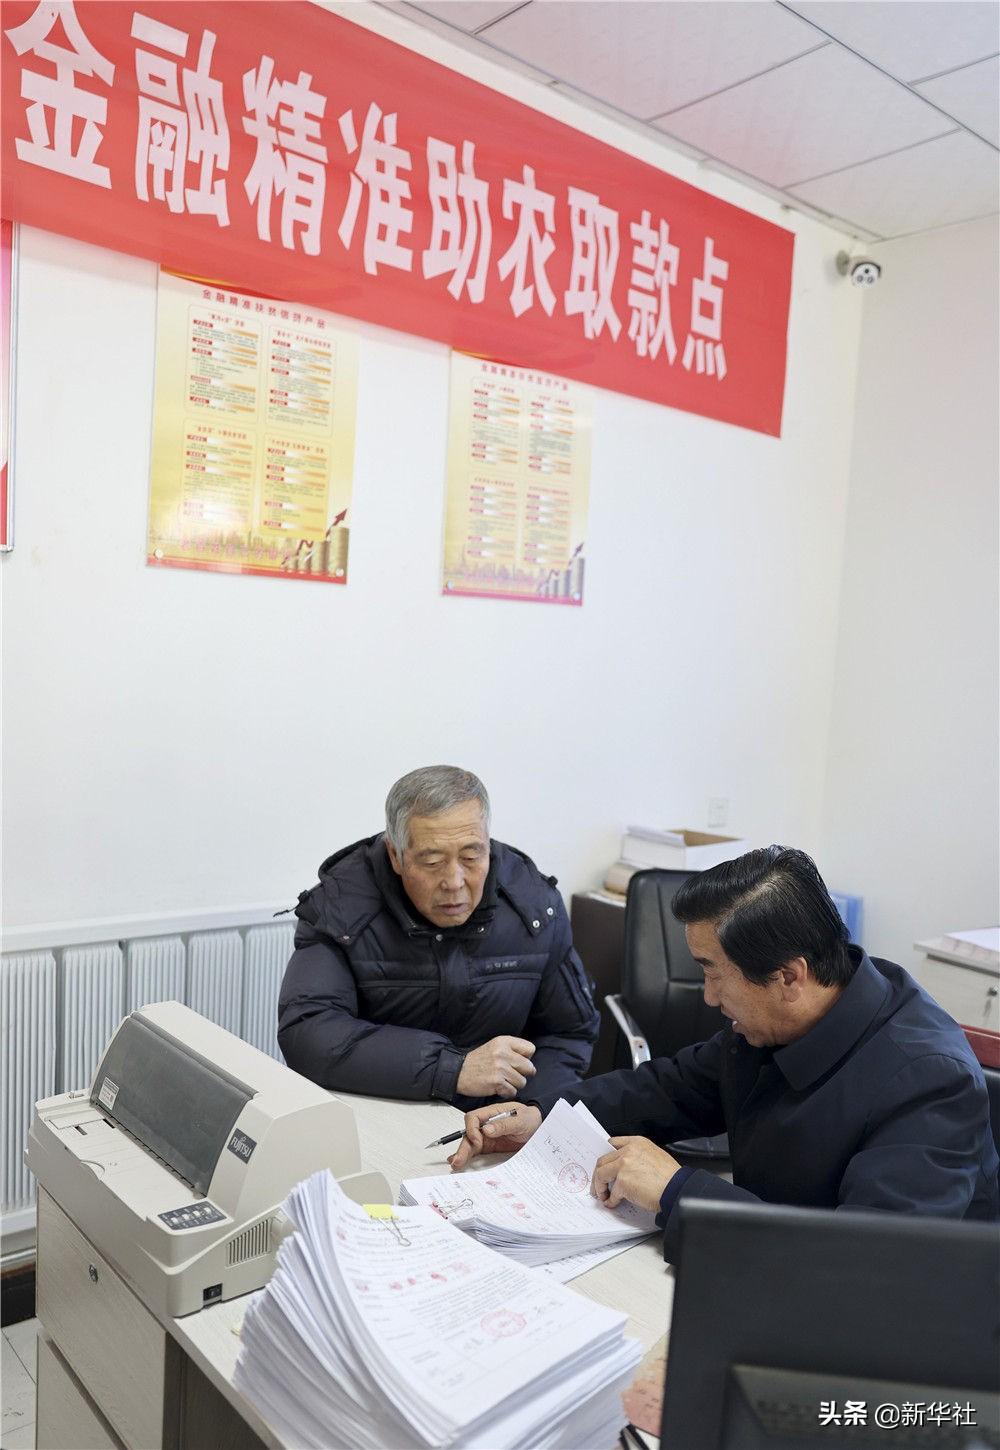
[234,1170,642,1450]
[596,825,748,903]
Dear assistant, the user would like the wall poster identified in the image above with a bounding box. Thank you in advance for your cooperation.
[442,353,590,605]
[147,270,358,582]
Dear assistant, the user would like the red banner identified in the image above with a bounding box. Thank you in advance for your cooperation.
[1,219,13,549]
[1,1,794,435]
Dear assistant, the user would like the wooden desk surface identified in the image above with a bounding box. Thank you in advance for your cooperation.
[173,1090,673,1448]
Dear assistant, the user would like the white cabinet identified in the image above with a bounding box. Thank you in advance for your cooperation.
[35,1188,268,1450]
[36,1188,178,1450]
[915,955,1000,1033]
[36,1335,125,1450]
[914,934,1000,1068]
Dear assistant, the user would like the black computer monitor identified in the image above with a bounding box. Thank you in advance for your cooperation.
[661,1200,1000,1449]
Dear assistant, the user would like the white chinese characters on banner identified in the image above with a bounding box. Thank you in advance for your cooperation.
[3,0,733,382]
[5,0,115,186]
[338,103,413,275]
[564,188,621,342]
[627,210,680,363]
[243,57,328,255]
[132,12,230,224]
[497,165,556,319]
[423,138,491,305]
[683,237,729,379]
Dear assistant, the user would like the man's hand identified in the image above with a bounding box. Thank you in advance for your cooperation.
[456,1036,537,1099]
[591,1137,682,1213]
[449,1103,542,1171]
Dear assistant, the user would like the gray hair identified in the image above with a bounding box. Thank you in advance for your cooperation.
[384,766,491,855]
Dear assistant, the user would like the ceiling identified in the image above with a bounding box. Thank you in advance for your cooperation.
[380,0,1000,242]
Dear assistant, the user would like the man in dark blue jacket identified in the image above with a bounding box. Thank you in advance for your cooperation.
[452,846,999,1255]
[278,765,599,1108]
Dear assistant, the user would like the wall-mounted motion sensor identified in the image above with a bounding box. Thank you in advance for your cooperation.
[836,251,882,288]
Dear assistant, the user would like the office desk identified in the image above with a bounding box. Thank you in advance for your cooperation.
[37,1091,673,1450]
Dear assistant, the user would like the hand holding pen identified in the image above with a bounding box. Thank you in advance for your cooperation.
[444,1103,544,1171]
[425,1109,519,1149]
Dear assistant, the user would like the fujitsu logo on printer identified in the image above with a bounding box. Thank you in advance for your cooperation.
[227,1129,257,1163]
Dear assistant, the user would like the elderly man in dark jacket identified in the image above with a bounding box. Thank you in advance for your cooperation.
[278,766,599,1108]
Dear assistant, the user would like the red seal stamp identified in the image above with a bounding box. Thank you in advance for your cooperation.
[481,1309,526,1339]
[558,1161,588,1192]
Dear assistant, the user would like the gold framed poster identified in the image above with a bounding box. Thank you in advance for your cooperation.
[148,271,358,583]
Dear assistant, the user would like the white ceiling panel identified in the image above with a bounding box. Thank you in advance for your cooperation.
[547,78,708,156]
[785,1,1000,83]
[388,1,560,85]
[915,55,1000,147]
[789,130,1000,236]
[380,0,999,240]
[658,44,952,188]
[405,1,529,35]
[470,1,822,119]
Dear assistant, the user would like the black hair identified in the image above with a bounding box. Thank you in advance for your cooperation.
[672,846,853,988]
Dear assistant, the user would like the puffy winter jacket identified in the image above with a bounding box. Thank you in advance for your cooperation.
[278,834,599,1109]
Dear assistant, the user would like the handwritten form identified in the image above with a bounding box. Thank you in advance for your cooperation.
[234,1172,640,1449]
[400,1099,657,1268]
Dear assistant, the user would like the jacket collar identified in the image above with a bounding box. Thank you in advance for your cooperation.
[493,843,554,939]
[295,834,385,944]
[774,946,889,1090]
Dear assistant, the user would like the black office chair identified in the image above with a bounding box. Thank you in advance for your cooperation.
[983,1065,1000,1157]
[604,867,729,1162]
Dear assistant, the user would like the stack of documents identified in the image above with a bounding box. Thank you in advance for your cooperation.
[400,1099,657,1268]
[234,1170,641,1450]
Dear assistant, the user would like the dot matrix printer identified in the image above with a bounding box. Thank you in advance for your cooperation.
[26,1000,391,1317]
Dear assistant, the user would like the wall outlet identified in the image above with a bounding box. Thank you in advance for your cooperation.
[707,797,729,828]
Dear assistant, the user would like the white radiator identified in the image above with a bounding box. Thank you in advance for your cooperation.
[1,952,57,1214]
[242,922,294,1060]
[1,919,294,1247]
[187,930,244,1036]
[126,935,185,1013]
[61,943,124,1093]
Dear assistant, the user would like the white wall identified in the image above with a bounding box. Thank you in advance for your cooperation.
[0,7,866,932]
[820,215,1000,969]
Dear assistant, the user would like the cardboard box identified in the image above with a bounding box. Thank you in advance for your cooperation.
[621,828,748,872]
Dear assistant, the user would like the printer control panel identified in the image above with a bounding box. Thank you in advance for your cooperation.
[159,1200,226,1231]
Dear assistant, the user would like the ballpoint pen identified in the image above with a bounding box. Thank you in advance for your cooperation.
[619,1423,648,1450]
[425,1108,519,1149]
